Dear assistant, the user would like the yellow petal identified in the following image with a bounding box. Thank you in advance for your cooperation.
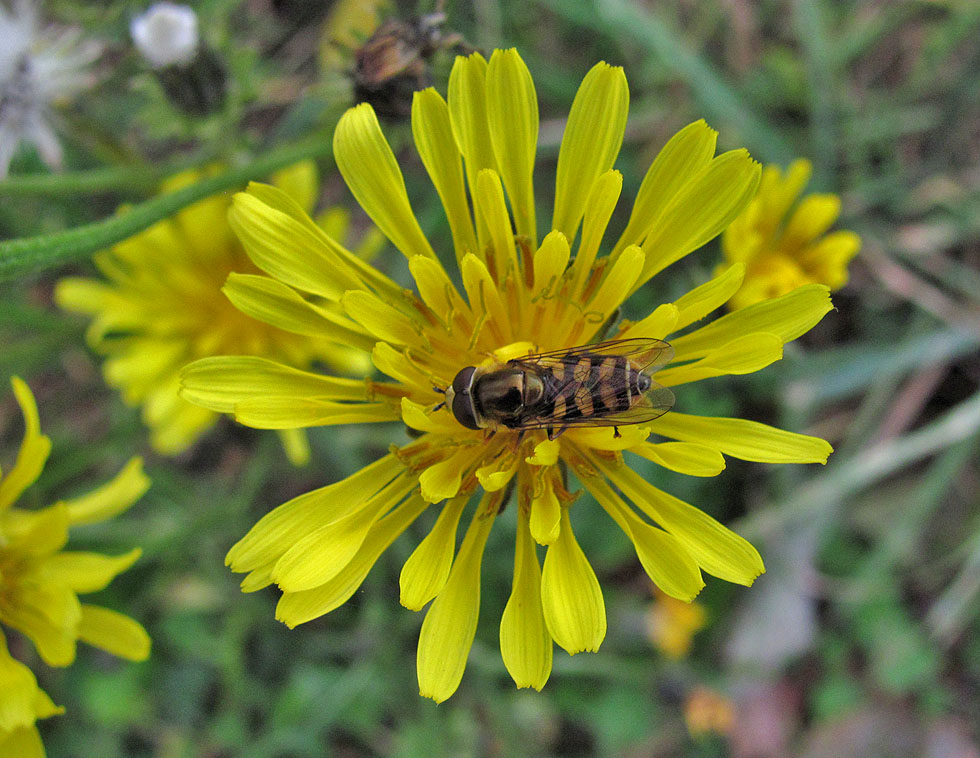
[646,412,833,464]
[271,159,318,213]
[417,496,496,702]
[400,494,468,610]
[629,442,726,477]
[0,726,45,758]
[500,507,552,689]
[316,205,350,241]
[334,103,435,260]
[656,333,783,386]
[3,578,79,666]
[618,303,679,342]
[342,290,424,348]
[782,193,841,249]
[669,283,833,359]
[273,428,308,466]
[569,424,650,451]
[233,397,396,429]
[0,639,44,732]
[613,120,718,255]
[7,503,70,556]
[272,472,417,592]
[372,343,435,389]
[553,62,628,241]
[531,231,570,298]
[459,253,510,337]
[639,150,761,284]
[541,508,606,654]
[222,273,376,351]
[580,475,704,601]
[525,439,560,466]
[476,452,518,492]
[409,255,469,327]
[400,397,459,435]
[276,493,428,627]
[761,159,813,225]
[0,378,52,511]
[486,49,538,243]
[600,461,764,585]
[671,263,746,331]
[229,191,362,300]
[412,88,478,262]
[59,457,149,526]
[180,356,367,413]
[77,605,150,661]
[567,170,622,298]
[226,454,405,572]
[419,445,482,503]
[244,182,402,299]
[583,245,643,330]
[801,230,861,289]
[447,52,497,249]
[40,548,142,594]
[475,168,521,280]
[529,474,560,545]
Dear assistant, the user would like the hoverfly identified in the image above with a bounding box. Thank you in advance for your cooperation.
[443,338,675,440]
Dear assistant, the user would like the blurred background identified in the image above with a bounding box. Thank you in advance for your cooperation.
[1,0,979,755]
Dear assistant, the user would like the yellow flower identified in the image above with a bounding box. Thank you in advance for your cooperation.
[646,588,707,660]
[55,161,382,463]
[684,686,735,737]
[0,378,151,756]
[721,158,861,310]
[180,49,834,702]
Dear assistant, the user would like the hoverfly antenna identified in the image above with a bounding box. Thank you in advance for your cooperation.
[432,385,445,394]
[431,401,446,412]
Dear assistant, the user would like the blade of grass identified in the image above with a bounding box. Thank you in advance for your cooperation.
[546,0,795,162]
[780,326,979,412]
[742,388,980,540]
[927,522,980,646]
[847,434,980,602]
[792,0,836,189]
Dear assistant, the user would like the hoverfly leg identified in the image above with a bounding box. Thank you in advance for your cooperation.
[512,429,526,450]
[547,425,569,441]
[546,425,554,440]
[613,426,621,439]
[483,429,497,442]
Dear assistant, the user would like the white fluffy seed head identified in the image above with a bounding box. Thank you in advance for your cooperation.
[131,2,199,68]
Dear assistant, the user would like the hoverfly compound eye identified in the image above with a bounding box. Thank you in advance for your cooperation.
[452,366,476,394]
[448,366,480,430]
[451,392,481,430]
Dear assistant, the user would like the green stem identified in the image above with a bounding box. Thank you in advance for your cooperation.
[0,165,158,197]
[0,134,334,281]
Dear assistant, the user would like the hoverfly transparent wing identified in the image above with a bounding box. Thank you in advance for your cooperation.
[510,338,674,374]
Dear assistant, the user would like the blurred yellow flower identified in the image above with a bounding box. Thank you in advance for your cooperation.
[181,49,834,702]
[646,588,707,659]
[721,159,861,310]
[55,161,382,464]
[0,378,151,757]
[684,686,735,737]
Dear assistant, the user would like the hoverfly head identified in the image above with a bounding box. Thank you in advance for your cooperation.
[445,365,481,430]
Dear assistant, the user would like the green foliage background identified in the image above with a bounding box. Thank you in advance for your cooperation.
[2,0,979,755]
